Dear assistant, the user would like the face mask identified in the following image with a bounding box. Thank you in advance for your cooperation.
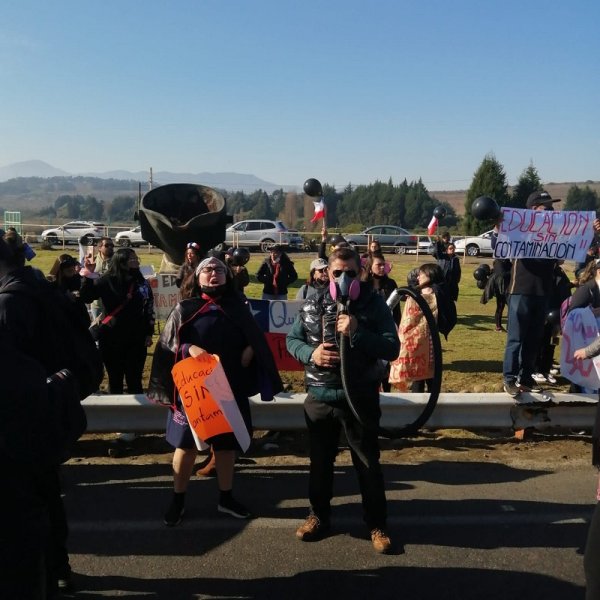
[329,271,360,302]
[201,284,227,297]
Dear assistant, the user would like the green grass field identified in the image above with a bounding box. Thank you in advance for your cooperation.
[32,246,575,393]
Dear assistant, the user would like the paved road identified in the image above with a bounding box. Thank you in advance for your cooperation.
[61,455,597,599]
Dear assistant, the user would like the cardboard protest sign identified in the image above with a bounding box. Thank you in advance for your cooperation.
[389,294,437,391]
[149,273,182,320]
[560,307,600,389]
[494,208,595,262]
[171,354,250,452]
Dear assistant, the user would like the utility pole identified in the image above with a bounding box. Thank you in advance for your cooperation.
[149,167,153,190]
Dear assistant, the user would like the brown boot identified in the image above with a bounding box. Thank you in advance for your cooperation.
[195,449,216,477]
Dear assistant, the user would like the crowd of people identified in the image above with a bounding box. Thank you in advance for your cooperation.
[4,189,600,597]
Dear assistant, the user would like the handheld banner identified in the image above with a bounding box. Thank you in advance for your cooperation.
[171,354,250,452]
[560,307,600,389]
[494,208,595,262]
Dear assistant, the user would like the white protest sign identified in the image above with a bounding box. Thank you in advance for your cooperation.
[149,273,181,320]
[494,208,595,262]
[560,307,600,389]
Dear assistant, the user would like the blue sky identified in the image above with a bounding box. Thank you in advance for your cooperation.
[1,0,598,190]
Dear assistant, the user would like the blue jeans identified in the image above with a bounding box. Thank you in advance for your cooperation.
[503,294,548,383]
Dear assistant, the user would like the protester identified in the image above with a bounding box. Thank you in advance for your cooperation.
[226,247,251,294]
[573,339,600,599]
[0,229,101,596]
[532,261,573,385]
[176,242,202,299]
[49,254,89,326]
[362,252,400,322]
[256,244,298,300]
[361,239,382,259]
[495,191,600,396]
[434,241,461,302]
[80,247,155,394]
[148,256,282,525]
[391,262,455,392]
[89,236,114,320]
[480,258,511,332]
[296,257,329,300]
[286,247,400,554]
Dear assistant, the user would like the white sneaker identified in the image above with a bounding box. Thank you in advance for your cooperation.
[532,373,547,383]
[546,373,557,384]
[549,368,559,376]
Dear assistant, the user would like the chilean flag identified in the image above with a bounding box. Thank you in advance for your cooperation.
[311,199,325,223]
[427,215,438,235]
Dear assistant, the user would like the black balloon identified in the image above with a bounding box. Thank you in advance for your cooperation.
[473,266,490,281]
[471,196,501,221]
[303,178,323,197]
[476,279,487,290]
[546,308,561,326]
[433,205,447,220]
[231,247,250,266]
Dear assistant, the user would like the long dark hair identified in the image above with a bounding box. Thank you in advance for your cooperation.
[104,248,144,293]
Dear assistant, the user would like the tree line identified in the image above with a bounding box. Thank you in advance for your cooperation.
[2,168,597,233]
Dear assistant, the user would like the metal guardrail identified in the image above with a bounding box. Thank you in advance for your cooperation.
[82,392,598,433]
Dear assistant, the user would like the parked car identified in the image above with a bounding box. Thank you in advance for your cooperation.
[225,219,304,252]
[41,221,105,246]
[407,235,436,255]
[115,226,148,247]
[345,225,418,254]
[453,230,495,257]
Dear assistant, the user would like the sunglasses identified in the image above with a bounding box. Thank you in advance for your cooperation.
[332,269,357,278]
[103,243,114,248]
[187,242,201,250]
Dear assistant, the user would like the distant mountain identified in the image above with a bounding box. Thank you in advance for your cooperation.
[0,160,70,180]
[0,160,290,193]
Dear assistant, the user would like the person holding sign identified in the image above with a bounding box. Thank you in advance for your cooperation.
[572,339,600,599]
[148,256,282,526]
[495,191,600,396]
[286,247,400,554]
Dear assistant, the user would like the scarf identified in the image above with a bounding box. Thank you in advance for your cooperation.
[272,260,281,295]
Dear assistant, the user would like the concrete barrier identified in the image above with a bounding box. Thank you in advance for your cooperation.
[81,392,598,433]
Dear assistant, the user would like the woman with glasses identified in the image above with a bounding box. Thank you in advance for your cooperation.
[80,248,155,394]
[149,256,282,525]
[176,242,202,299]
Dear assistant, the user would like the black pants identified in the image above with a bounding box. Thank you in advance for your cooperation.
[100,332,147,394]
[304,391,387,530]
[40,468,69,595]
[585,501,600,600]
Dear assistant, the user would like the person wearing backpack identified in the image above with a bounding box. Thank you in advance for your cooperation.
[295,257,329,301]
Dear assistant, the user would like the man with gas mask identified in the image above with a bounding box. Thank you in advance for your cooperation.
[286,246,400,554]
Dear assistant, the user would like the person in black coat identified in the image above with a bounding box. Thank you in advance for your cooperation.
[434,242,461,302]
[256,244,298,300]
[80,247,155,394]
[149,256,283,525]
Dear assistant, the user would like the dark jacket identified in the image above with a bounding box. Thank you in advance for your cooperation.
[436,255,461,301]
[80,272,155,339]
[148,292,283,407]
[569,279,600,312]
[286,282,400,397]
[256,254,298,296]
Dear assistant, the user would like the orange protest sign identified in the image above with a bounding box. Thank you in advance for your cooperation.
[171,355,233,443]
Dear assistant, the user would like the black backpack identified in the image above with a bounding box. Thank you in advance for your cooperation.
[0,279,103,400]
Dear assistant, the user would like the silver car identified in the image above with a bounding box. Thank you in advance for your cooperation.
[345,225,418,254]
[225,220,303,252]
